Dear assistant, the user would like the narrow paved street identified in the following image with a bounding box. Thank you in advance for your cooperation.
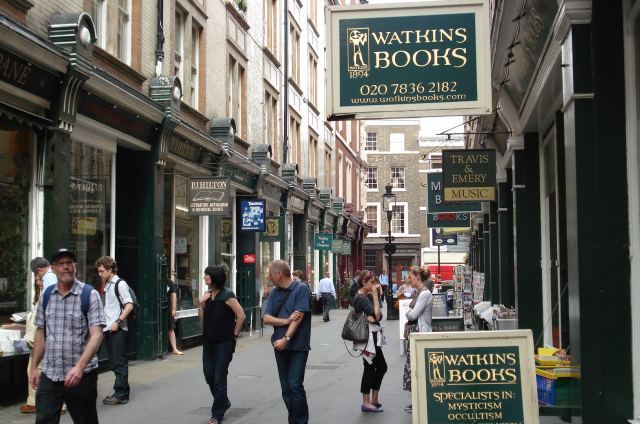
[2,309,413,424]
[2,309,568,424]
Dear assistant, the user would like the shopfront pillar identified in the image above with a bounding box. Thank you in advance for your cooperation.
[513,137,542,343]
[43,131,72,254]
[489,202,499,305]
[498,176,514,307]
[562,10,632,420]
[482,214,491,302]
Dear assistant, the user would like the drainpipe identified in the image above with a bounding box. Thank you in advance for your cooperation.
[282,0,289,164]
[155,0,165,76]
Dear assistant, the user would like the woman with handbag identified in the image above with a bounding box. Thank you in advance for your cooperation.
[352,271,387,413]
[402,266,433,413]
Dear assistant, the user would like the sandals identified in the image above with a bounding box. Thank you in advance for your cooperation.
[208,420,220,424]
[361,404,383,412]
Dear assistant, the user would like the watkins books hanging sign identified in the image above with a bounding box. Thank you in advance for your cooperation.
[326,0,491,120]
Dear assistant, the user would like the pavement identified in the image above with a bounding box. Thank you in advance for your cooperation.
[1,307,572,424]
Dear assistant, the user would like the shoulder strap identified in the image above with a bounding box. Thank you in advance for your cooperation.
[42,285,55,312]
[42,285,55,337]
[80,284,93,328]
[274,282,297,317]
[114,278,124,312]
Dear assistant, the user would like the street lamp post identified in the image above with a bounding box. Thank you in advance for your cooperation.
[382,184,397,319]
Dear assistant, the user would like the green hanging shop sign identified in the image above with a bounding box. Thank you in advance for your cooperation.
[314,233,333,250]
[327,0,491,120]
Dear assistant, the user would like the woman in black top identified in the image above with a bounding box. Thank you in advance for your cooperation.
[198,266,246,424]
[353,271,387,413]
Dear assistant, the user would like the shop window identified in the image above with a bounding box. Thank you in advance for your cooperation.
[208,215,234,290]
[69,142,112,286]
[0,125,31,322]
[164,174,201,311]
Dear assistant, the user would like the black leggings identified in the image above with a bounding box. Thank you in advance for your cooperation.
[360,332,388,394]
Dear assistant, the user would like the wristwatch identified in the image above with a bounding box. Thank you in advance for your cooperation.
[283,335,291,342]
[116,319,123,325]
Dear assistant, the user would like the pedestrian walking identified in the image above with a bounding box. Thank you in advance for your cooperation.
[316,271,336,322]
[30,248,105,424]
[96,256,133,405]
[263,260,312,424]
[167,279,183,355]
[199,265,246,424]
[378,270,388,303]
[352,271,387,413]
[402,266,433,413]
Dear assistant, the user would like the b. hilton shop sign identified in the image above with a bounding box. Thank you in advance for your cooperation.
[326,0,491,120]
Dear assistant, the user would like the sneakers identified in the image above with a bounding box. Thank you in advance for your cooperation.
[19,404,36,413]
[103,395,129,405]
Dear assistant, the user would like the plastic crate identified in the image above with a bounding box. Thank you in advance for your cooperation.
[536,373,579,406]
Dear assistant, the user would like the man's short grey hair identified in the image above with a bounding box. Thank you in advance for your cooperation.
[30,257,50,273]
[269,260,291,278]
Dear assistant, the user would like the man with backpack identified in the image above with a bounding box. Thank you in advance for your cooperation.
[31,248,105,423]
[95,256,133,405]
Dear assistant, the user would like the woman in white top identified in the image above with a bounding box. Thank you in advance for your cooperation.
[402,266,433,402]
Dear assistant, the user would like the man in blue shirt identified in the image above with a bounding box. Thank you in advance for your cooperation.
[263,260,311,424]
[378,270,389,303]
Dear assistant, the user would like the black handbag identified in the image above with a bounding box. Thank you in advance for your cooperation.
[341,308,369,343]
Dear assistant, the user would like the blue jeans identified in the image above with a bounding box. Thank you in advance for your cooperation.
[274,350,309,424]
[36,370,98,424]
[105,330,129,400]
[202,341,235,421]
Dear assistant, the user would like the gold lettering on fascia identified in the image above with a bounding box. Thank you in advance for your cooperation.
[0,52,32,86]
[190,180,228,189]
[370,28,469,69]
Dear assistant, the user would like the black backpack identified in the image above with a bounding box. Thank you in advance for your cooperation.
[114,278,140,320]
